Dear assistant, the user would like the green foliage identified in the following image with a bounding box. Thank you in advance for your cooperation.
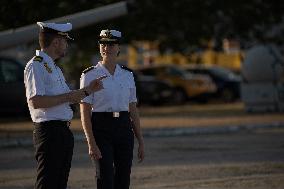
[1,0,283,50]
[1,0,283,84]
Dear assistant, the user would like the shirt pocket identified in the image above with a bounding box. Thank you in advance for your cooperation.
[94,79,111,101]
[93,79,110,101]
[44,74,62,94]
[117,80,131,103]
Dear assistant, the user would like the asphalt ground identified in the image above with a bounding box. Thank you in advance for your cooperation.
[0,102,284,188]
[0,127,283,189]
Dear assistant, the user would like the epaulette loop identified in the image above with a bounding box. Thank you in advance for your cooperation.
[120,65,133,72]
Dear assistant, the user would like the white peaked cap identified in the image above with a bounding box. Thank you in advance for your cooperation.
[37,22,73,40]
[100,29,121,38]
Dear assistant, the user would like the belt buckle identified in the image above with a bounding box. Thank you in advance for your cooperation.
[113,112,120,118]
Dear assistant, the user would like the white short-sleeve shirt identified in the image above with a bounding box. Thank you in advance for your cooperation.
[24,50,73,122]
[80,62,137,112]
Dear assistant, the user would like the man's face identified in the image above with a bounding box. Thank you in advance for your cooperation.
[55,37,68,58]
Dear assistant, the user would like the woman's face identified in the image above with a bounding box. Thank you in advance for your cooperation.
[100,43,119,60]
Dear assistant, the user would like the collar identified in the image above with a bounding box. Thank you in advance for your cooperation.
[98,61,122,76]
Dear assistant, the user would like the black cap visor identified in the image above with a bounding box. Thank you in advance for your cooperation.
[98,38,120,44]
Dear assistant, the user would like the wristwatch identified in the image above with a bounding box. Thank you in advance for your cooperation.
[83,90,90,96]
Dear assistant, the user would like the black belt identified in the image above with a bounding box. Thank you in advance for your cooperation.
[33,120,71,127]
[92,111,129,118]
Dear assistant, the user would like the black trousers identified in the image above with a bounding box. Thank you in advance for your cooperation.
[92,112,134,189]
[33,120,74,189]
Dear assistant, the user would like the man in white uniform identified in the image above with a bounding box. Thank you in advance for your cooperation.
[24,22,106,189]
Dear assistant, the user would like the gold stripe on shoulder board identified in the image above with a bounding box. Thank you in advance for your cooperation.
[33,56,43,62]
[82,66,95,74]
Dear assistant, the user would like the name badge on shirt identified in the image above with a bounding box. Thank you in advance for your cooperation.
[44,63,52,73]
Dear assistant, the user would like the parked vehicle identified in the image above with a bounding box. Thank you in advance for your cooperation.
[183,64,241,102]
[0,56,28,114]
[135,73,175,105]
[135,64,217,103]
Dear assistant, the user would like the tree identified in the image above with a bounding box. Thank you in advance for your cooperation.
[1,0,283,86]
[1,0,283,51]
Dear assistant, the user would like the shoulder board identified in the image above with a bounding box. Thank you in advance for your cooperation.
[33,56,43,62]
[82,66,95,74]
[120,65,133,72]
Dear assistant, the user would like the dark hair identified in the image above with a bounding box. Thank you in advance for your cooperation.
[38,32,58,48]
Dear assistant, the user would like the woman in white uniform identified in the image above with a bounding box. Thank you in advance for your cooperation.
[80,29,145,189]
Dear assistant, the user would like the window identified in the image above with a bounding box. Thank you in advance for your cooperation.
[166,67,185,77]
[0,59,23,83]
[140,68,157,76]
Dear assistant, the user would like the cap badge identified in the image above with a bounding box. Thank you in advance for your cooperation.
[105,30,112,38]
